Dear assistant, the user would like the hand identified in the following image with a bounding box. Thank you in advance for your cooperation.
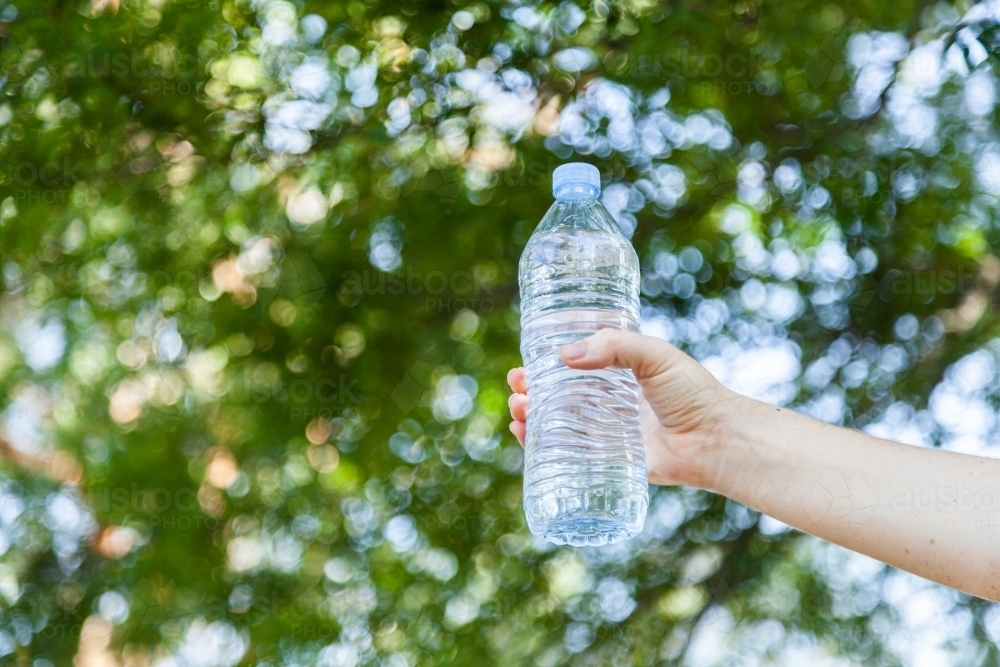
[507,329,745,488]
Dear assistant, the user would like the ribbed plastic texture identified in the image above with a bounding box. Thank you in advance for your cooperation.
[551,162,600,195]
[519,174,648,547]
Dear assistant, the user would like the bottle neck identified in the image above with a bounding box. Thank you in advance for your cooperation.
[554,183,600,201]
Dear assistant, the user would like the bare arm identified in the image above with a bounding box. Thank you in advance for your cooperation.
[507,330,1000,600]
[713,396,1000,599]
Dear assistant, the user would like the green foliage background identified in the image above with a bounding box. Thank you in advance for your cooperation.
[2,0,1000,664]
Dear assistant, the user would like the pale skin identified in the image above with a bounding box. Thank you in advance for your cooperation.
[507,329,1000,601]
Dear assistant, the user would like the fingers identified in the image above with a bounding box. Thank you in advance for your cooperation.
[508,392,528,421]
[507,368,528,447]
[559,329,680,380]
[507,367,527,394]
[508,393,527,448]
[508,419,525,447]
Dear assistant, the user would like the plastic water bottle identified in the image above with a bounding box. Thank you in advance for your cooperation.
[519,163,648,547]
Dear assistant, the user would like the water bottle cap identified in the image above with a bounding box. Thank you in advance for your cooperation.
[552,163,600,196]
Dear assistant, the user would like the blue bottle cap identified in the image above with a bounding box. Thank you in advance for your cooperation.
[552,163,600,195]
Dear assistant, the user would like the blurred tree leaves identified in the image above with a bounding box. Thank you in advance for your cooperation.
[3,0,1000,665]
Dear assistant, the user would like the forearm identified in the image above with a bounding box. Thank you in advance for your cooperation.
[706,396,1000,600]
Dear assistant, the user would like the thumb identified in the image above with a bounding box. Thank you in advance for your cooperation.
[559,329,681,380]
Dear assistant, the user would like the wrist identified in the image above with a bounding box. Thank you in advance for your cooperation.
[693,389,756,493]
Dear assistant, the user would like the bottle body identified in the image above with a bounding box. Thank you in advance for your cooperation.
[519,192,648,546]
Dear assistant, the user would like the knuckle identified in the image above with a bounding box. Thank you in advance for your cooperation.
[593,328,619,345]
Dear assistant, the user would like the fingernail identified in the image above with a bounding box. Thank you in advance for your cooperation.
[562,342,586,360]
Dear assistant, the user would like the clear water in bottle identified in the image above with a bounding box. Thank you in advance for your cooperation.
[519,163,648,547]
